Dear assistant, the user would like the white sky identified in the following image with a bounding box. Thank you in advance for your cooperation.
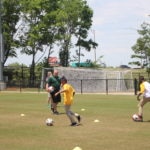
[6,0,150,67]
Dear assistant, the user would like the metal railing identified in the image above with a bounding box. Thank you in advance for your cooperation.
[4,78,137,95]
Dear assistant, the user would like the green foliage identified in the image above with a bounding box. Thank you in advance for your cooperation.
[56,0,98,66]
[4,63,30,86]
[130,22,150,69]
[2,0,21,64]
[2,0,98,82]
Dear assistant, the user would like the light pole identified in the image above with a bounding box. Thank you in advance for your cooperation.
[0,0,5,90]
[0,0,3,81]
[91,29,96,62]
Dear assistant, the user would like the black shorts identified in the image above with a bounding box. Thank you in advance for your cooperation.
[51,89,61,103]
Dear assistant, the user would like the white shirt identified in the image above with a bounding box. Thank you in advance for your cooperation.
[143,81,150,97]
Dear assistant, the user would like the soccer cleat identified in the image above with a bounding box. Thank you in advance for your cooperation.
[51,107,54,113]
[137,115,143,122]
[53,111,59,115]
[70,122,77,126]
[134,115,143,122]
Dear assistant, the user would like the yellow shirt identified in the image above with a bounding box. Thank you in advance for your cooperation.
[62,83,75,105]
[140,83,145,94]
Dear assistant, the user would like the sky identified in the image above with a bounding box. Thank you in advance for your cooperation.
[5,0,150,67]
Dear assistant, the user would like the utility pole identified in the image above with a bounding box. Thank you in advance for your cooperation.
[91,29,96,62]
[0,0,5,90]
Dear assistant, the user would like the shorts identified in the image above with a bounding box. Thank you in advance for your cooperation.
[51,89,61,103]
[139,96,150,107]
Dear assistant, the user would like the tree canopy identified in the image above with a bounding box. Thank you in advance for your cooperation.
[130,22,150,69]
[1,0,98,84]
[2,0,98,67]
[1,0,21,65]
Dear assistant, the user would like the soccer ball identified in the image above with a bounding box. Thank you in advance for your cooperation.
[46,118,54,126]
[132,114,139,121]
[48,86,54,92]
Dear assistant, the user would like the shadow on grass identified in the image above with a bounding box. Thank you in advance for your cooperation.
[143,120,150,123]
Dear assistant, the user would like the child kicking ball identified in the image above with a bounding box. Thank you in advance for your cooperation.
[55,76,81,126]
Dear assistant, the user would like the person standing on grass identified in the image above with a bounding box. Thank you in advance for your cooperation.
[46,70,61,114]
[136,76,150,122]
[55,76,81,126]
[45,71,53,108]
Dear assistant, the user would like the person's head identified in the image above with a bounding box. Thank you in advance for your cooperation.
[60,76,67,85]
[47,71,52,77]
[139,76,145,83]
[53,70,59,76]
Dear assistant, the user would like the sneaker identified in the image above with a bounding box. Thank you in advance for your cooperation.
[135,115,143,122]
[51,107,54,113]
[53,111,59,115]
[137,115,143,122]
[76,115,81,123]
[70,122,77,126]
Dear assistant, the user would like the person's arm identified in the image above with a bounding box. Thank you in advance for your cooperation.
[55,89,66,96]
[137,92,142,101]
[45,83,49,92]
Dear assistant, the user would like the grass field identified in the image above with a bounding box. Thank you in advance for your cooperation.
[0,92,150,150]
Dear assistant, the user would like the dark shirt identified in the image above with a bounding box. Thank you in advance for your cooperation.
[48,76,61,91]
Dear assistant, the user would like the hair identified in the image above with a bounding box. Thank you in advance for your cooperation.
[139,76,145,83]
[61,76,67,82]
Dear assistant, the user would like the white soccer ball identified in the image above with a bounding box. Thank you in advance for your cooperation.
[46,118,54,126]
[73,146,82,150]
[132,114,139,121]
[48,86,54,92]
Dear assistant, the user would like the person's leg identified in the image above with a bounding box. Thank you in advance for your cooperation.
[49,96,54,112]
[138,97,150,120]
[47,93,51,105]
[53,95,61,114]
[51,92,60,114]
[53,102,59,114]
[64,105,77,125]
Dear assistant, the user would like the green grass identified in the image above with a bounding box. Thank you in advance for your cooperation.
[0,92,150,150]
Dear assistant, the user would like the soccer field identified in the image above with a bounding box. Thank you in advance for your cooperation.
[0,92,150,150]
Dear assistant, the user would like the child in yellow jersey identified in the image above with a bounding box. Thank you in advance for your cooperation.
[55,76,81,126]
[136,76,150,122]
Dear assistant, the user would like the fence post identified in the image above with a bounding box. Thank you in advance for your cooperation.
[106,79,108,95]
[19,79,22,93]
[81,79,82,94]
[134,78,138,95]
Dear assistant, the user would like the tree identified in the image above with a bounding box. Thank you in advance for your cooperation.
[130,22,150,70]
[37,0,60,66]
[17,0,63,84]
[75,4,98,65]
[18,0,51,85]
[1,0,21,65]
[3,0,98,80]
[56,0,98,67]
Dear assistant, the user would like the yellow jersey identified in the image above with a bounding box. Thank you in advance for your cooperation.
[62,83,75,105]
